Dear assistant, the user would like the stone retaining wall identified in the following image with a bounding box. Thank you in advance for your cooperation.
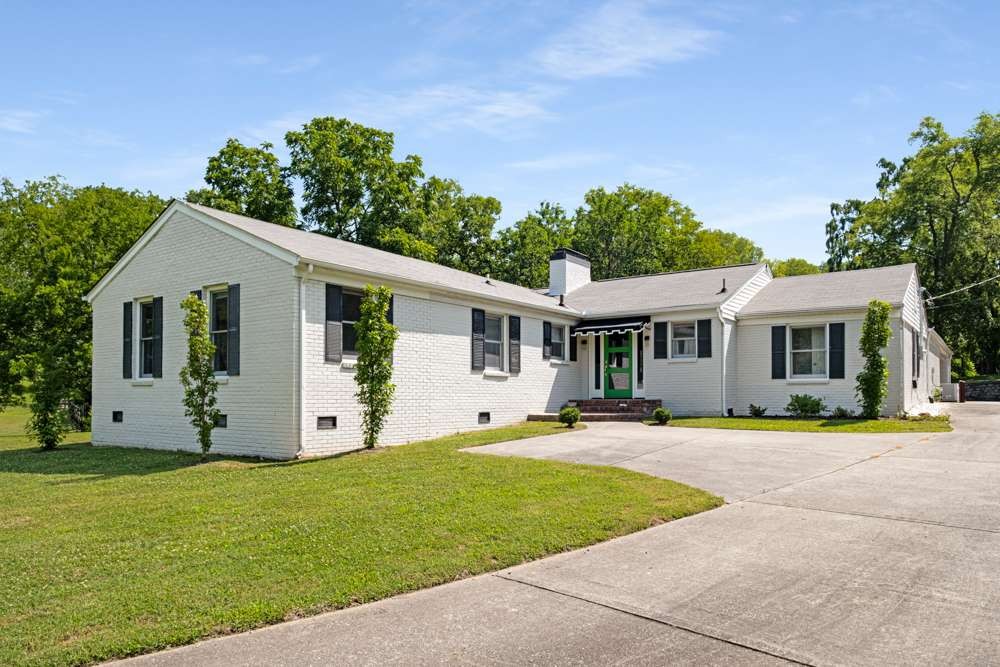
[966,381,1000,401]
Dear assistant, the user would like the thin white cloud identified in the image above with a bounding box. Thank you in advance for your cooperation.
[243,112,311,144]
[626,161,696,183]
[276,54,322,74]
[535,0,718,79]
[233,54,270,66]
[77,128,135,150]
[344,83,559,136]
[707,194,832,231]
[507,151,612,171]
[851,84,897,108]
[0,110,44,134]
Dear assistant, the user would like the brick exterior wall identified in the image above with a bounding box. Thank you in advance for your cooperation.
[91,212,299,458]
[300,273,583,457]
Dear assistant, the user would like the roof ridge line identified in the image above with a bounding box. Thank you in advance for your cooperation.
[587,262,762,284]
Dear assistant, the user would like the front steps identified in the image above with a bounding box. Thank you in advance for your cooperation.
[527,398,662,422]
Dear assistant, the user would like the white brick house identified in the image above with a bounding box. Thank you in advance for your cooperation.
[85,201,950,459]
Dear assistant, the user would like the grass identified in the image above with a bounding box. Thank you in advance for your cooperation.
[0,407,720,666]
[655,415,952,433]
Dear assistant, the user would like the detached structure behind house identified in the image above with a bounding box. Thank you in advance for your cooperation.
[85,201,951,459]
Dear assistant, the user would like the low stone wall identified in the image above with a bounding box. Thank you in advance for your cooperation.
[966,381,1000,401]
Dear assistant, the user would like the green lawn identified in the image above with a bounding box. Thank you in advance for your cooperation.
[0,407,720,666]
[658,415,952,433]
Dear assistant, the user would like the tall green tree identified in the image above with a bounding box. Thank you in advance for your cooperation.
[178,294,221,460]
[769,257,823,277]
[856,300,892,418]
[495,202,573,287]
[186,139,296,226]
[0,178,164,447]
[417,177,500,276]
[826,114,1000,372]
[286,117,425,248]
[354,285,398,449]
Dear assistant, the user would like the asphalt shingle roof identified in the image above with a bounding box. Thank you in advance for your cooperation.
[185,202,568,313]
[739,264,916,316]
[563,263,765,316]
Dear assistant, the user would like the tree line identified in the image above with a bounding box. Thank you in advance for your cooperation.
[3,113,994,448]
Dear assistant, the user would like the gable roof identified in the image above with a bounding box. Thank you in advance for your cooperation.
[87,200,570,314]
[563,263,767,317]
[738,264,917,317]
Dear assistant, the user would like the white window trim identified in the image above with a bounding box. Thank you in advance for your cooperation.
[788,323,829,381]
[341,288,363,359]
[208,288,230,377]
[136,297,154,379]
[484,312,505,372]
[669,321,697,361]
[550,323,566,361]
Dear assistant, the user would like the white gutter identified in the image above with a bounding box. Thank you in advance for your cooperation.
[297,276,306,458]
[718,306,727,417]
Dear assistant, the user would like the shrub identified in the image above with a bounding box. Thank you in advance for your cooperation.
[559,406,581,428]
[652,406,672,425]
[355,285,399,449]
[830,406,856,419]
[748,403,767,417]
[179,294,221,461]
[786,394,827,418]
[855,299,892,418]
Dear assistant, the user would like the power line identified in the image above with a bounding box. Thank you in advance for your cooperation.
[925,273,1000,305]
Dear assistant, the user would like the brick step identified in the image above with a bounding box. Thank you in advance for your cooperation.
[568,399,662,414]
[527,413,648,422]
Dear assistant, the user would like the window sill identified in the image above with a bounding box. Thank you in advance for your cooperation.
[340,359,357,370]
[668,357,697,363]
[549,359,570,366]
[214,376,230,385]
[787,377,829,384]
[483,369,509,378]
[131,379,154,387]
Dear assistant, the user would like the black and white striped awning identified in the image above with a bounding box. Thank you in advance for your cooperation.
[571,316,650,337]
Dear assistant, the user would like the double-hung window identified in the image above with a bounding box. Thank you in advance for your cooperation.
[210,290,229,373]
[671,322,696,359]
[342,290,362,355]
[485,314,503,370]
[551,325,565,360]
[139,301,155,377]
[790,325,827,378]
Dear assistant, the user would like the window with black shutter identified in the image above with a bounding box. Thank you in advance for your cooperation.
[696,319,712,358]
[771,325,787,379]
[122,302,133,379]
[508,315,521,373]
[653,322,668,359]
[210,290,229,373]
[829,322,845,379]
[471,308,485,370]
[542,321,552,359]
[227,284,240,376]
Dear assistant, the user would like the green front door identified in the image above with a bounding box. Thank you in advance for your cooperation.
[603,332,632,398]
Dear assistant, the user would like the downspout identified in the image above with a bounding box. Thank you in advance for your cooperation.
[296,273,307,457]
[898,317,906,416]
[717,306,727,416]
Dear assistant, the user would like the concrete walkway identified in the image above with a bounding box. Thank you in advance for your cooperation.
[113,403,1000,666]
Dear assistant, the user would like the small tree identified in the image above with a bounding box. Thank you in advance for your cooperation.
[856,299,892,418]
[354,285,398,449]
[179,294,221,460]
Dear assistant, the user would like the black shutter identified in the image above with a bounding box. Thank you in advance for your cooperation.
[387,295,394,324]
[325,284,343,363]
[227,284,240,376]
[916,332,922,378]
[594,334,601,389]
[653,322,668,358]
[508,315,521,373]
[569,329,577,361]
[697,319,712,358]
[190,289,202,300]
[122,301,133,379]
[829,322,845,379]
[471,308,485,370]
[151,296,163,378]
[771,325,786,379]
[542,321,552,359]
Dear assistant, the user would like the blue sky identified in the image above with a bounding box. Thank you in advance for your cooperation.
[2,1,997,262]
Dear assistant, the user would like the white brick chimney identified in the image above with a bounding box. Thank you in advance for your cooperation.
[549,248,591,296]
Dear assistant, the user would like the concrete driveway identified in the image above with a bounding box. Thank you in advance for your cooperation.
[114,403,1000,666]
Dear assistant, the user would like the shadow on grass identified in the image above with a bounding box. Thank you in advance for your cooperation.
[0,441,244,481]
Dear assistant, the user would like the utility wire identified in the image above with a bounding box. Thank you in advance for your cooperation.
[925,273,1000,304]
